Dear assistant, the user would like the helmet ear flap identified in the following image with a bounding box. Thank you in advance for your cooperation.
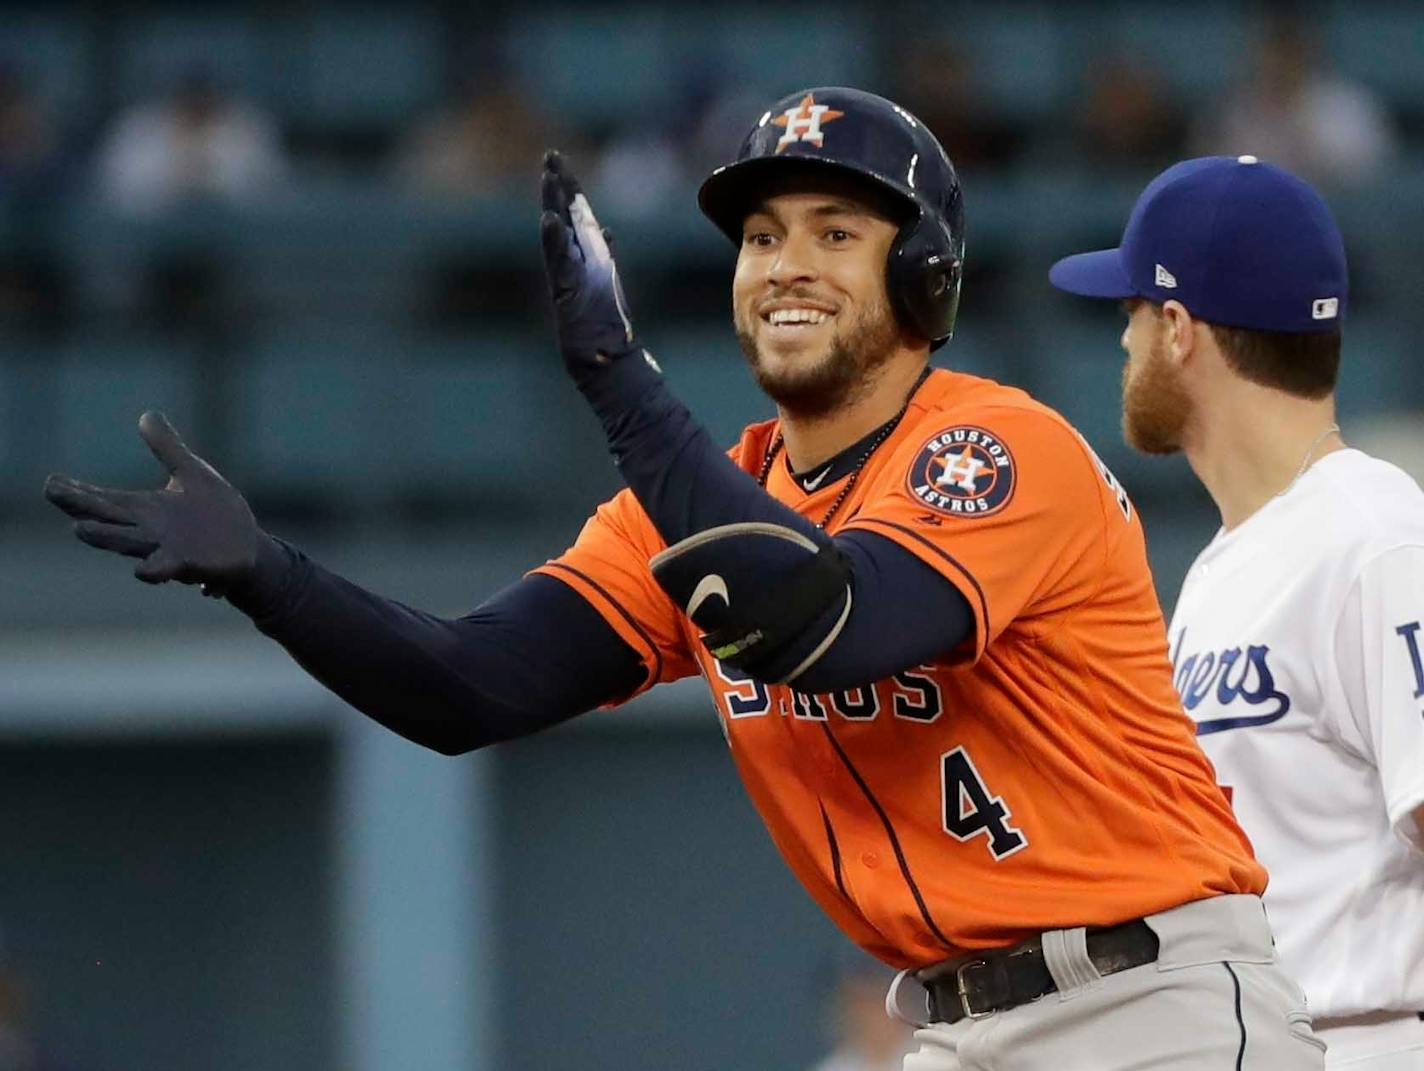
[888,211,964,349]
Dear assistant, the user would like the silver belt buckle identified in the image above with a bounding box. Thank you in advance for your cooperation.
[955,959,995,1020]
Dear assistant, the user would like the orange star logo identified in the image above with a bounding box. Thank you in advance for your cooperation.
[772,93,846,153]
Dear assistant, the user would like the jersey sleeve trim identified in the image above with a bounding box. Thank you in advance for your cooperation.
[533,562,663,690]
[840,516,990,663]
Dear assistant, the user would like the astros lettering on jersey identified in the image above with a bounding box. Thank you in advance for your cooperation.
[539,367,1264,967]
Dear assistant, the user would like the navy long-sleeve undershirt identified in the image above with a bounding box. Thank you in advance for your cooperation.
[228,520,972,755]
[231,540,644,754]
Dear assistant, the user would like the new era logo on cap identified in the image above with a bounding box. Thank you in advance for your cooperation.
[1154,264,1178,289]
[1312,297,1339,320]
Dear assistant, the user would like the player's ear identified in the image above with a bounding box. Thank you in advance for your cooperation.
[1161,299,1197,366]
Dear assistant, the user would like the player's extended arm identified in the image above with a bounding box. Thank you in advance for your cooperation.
[42,414,643,754]
[540,151,972,689]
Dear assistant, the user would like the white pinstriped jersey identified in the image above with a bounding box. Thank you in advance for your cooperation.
[1169,449,1424,1019]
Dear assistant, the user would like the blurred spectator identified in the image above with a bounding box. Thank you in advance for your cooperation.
[0,61,71,335]
[887,38,1019,171]
[589,70,751,217]
[0,61,63,200]
[0,972,38,1071]
[1076,55,1186,170]
[95,67,286,213]
[395,74,550,200]
[1194,18,1396,188]
[805,954,913,1071]
[586,126,683,216]
[0,926,68,1071]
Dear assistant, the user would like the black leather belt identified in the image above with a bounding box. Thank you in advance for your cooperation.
[924,919,1160,1024]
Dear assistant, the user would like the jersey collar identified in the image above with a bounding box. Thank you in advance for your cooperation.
[784,366,933,492]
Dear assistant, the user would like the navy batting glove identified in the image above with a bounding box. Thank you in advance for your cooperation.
[43,412,282,603]
[539,150,648,384]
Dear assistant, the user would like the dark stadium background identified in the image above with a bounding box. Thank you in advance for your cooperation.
[0,4,1420,1069]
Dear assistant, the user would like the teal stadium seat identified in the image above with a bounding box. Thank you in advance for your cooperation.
[507,9,679,127]
[1327,3,1424,110]
[931,4,1067,121]
[114,8,442,129]
[273,7,443,129]
[393,332,575,495]
[684,7,873,100]
[652,328,775,450]
[1002,168,1151,262]
[227,184,432,323]
[49,335,199,488]
[938,320,1025,386]
[1065,5,1246,100]
[0,344,27,501]
[237,327,401,504]
[113,12,272,106]
[1336,316,1415,421]
[0,12,95,133]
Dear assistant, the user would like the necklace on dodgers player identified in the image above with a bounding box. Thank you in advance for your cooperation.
[1274,422,1341,499]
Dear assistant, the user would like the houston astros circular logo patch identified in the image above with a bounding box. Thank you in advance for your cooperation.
[906,426,1016,517]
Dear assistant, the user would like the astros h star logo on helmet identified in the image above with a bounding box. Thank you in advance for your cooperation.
[773,93,845,152]
[906,426,1016,518]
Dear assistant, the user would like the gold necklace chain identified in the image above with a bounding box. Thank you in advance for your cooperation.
[1275,422,1341,499]
[756,404,913,529]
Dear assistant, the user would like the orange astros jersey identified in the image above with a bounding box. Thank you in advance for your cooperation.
[535,367,1264,969]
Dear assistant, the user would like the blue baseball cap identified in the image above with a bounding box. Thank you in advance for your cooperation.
[1049,156,1347,333]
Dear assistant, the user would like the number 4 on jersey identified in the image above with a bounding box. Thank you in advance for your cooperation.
[941,747,1028,860]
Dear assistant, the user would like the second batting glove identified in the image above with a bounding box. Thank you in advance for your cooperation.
[43,412,287,609]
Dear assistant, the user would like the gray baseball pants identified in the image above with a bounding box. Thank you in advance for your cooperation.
[1315,1012,1424,1068]
[889,894,1325,1070]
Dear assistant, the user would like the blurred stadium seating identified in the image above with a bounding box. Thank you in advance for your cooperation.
[0,3,1419,527]
[1,6,1421,1071]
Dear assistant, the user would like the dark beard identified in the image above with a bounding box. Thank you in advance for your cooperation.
[1122,331,1190,454]
[735,301,902,420]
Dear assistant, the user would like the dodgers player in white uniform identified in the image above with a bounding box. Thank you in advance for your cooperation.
[1050,156,1424,1069]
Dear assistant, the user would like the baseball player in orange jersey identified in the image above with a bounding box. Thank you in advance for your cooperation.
[44,88,1322,1068]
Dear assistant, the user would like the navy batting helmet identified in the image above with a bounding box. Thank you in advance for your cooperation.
[698,86,965,348]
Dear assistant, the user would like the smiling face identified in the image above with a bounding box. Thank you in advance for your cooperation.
[732,175,912,418]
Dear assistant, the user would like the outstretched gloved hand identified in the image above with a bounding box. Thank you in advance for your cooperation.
[43,411,269,598]
[539,149,648,384]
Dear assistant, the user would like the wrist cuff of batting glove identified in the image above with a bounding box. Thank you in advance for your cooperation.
[576,343,664,416]
[225,533,299,621]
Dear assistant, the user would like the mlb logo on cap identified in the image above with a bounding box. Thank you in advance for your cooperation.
[1049,156,1348,333]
